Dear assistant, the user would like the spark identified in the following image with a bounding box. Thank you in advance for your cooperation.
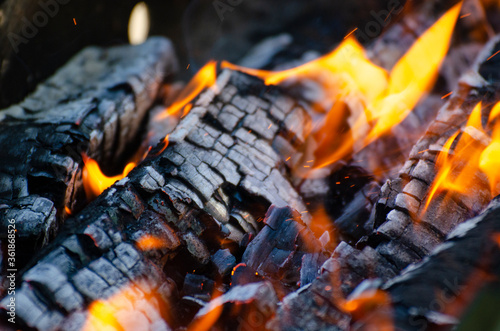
[267,123,273,129]
[73,18,77,25]
[460,13,471,19]
[487,50,500,61]
[441,91,453,99]
[286,156,291,161]
[307,160,314,163]
[187,64,190,69]
[344,27,358,39]
[384,7,395,22]
[65,206,72,215]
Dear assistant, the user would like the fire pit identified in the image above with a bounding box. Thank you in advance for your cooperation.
[1,0,500,330]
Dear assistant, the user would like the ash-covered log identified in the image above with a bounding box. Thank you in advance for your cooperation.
[365,197,500,330]
[268,197,500,330]
[0,37,177,270]
[0,68,312,330]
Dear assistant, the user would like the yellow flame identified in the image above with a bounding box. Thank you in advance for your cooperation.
[222,38,388,111]
[82,153,135,200]
[222,3,462,170]
[425,101,500,211]
[157,61,218,119]
[366,2,462,143]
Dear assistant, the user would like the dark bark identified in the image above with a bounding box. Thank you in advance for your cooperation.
[0,37,177,270]
[0,69,311,330]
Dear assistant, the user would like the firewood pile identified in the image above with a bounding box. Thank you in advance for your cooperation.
[1,0,500,330]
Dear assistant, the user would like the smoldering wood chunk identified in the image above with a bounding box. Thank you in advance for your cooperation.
[0,69,313,330]
[330,242,397,296]
[238,205,326,298]
[191,281,278,331]
[211,249,237,277]
[0,37,177,259]
[182,274,215,302]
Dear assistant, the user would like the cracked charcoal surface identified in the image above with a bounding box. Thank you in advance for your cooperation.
[0,69,312,331]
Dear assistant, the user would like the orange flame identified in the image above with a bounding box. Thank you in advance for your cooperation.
[82,153,135,200]
[222,3,462,170]
[425,101,500,212]
[479,103,500,195]
[157,61,218,119]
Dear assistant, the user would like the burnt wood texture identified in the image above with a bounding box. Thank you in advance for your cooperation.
[0,37,177,267]
[0,68,312,330]
[271,197,500,330]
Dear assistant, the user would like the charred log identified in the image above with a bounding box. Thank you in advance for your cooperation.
[367,35,500,270]
[0,37,177,271]
[349,197,500,330]
[269,197,500,330]
[0,69,312,330]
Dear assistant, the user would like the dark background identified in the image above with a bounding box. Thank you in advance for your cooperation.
[0,0,401,109]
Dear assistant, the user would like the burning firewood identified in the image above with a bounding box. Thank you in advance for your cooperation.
[0,67,313,330]
[265,32,500,331]
[0,37,177,272]
[3,0,500,329]
[368,34,500,270]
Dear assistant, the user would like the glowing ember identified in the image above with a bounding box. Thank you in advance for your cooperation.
[136,234,169,251]
[221,3,462,170]
[157,61,218,119]
[82,153,135,200]
[83,284,166,331]
[340,288,392,327]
